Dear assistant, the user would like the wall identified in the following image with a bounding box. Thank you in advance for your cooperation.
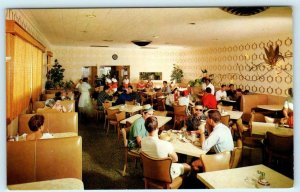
[52,46,179,84]
[176,35,293,97]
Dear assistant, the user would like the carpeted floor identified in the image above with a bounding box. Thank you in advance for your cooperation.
[79,117,144,189]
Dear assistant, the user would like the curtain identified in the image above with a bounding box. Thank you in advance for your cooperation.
[7,35,43,120]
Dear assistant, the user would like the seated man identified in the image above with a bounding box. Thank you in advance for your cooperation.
[128,104,154,150]
[186,101,206,132]
[192,110,234,171]
[97,85,113,110]
[226,84,235,100]
[141,116,191,179]
[165,87,179,111]
[161,81,171,94]
[116,85,140,105]
[215,84,227,102]
[202,87,217,109]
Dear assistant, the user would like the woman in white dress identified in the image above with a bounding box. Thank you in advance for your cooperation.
[78,77,92,116]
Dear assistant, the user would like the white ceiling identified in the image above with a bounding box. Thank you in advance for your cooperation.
[21,7,292,49]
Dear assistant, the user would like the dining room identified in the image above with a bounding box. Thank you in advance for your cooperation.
[4,3,295,190]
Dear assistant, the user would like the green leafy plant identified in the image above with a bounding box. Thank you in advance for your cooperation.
[64,80,74,90]
[170,64,184,83]
[46,59,65,89]
[188,78,202,87]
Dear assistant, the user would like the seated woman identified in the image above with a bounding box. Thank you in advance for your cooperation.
[25,114,53,141]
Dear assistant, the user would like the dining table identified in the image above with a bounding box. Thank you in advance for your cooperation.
[8,178,84,190]
[197,164,293,189]
[221,110,243,120]
[257,105,283,111]
[160,130,206,157]
[251,122,293,136]
[120,114,172,129]
[109,104,143,115]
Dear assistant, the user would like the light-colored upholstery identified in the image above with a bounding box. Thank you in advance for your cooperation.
[200,151,231,172]
[230,139,243,168]
[7,136,82,185]
[33,100,75,112]
[18,112,78,134]
[140,151,183,189]
[240,94,285,123]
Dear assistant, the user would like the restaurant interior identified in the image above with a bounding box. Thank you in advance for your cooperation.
[4,5,295,190]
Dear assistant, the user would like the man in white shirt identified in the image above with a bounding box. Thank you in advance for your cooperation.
[205,78,215,95]
[191,110,234,171]
[215,84,227,102]
[141,116,191,179]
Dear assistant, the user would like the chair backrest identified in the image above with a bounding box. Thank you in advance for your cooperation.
[230,139,243,168]
[201,151,231,172]
[103,102,112,110]
[116,111,126,122]
[250,112,266,123]
[236,118,245,138]
[265,131,293,155]
[218,104,233,111]
[220,115,230,127]
[125,100,135,105]
[153,111,168,117]
[173,105,187,116]
[107,108,120,116]
[140,151,172,183]
[156,98,166,111]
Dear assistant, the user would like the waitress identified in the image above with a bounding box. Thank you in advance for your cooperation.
[111,75,118,93]
[123,75,130,89]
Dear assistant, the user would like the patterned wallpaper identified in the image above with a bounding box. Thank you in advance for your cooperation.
[177,36,293,97]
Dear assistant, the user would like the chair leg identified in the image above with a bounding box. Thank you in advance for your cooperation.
[106,123,110,135]
[122,153,128,176]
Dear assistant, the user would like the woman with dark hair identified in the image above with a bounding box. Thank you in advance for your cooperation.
[25,115,53,141]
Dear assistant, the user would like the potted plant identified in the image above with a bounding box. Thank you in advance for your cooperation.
[64,80,75,90]
[170,64,184,83]
[46,59,65,89]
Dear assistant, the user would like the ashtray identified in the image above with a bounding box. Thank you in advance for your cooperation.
[256,179,270,188]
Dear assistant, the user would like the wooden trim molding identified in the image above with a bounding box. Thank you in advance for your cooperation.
[6,20,46,52]
[47,51,53,57]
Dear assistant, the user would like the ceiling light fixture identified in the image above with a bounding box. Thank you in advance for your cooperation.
[131,40,152,47]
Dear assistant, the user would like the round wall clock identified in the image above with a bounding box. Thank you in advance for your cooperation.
[112,54,118,60]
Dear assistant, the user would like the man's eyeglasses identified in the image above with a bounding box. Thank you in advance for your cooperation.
[195,109,203,111]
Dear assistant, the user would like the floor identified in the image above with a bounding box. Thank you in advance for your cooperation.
[78,114,293,189]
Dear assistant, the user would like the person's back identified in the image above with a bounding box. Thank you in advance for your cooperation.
[202,87,217,109]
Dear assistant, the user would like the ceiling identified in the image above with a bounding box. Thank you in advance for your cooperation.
[20,7,292,49]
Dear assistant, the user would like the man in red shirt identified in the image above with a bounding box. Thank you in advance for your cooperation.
[202,87,217,109]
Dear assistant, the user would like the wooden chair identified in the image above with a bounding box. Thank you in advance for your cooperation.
[236,118,264,164]
[125,100,135,105]
[156,98,166,111]
[173,105,188,129]
[220,115,230,127]
[106,108,119,134]
[153,111,168,117]
[230,139,243,168]
[103,101,112,129]
[140,151,183,189]
[115,111,126,140]
[217,104,233,111]
[121,127,140,176]
[200,151,231,172]
[264,131,293,166]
